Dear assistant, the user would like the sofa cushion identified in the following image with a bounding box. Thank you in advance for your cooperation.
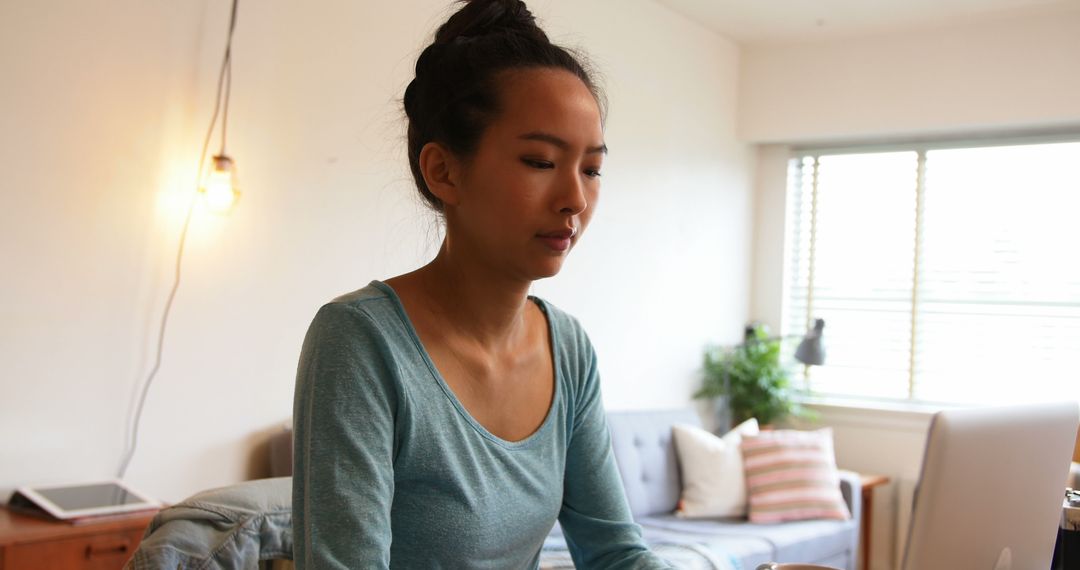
[636,523,775,569]
[607,409,700,518]
[741,428,851,523]
[672,418,759,518]
[638,513,858,569]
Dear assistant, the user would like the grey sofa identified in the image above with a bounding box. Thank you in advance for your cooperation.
[597,410,860,570]
[269,408,861,569]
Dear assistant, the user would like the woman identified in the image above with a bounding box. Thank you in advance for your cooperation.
[292,1,672,567]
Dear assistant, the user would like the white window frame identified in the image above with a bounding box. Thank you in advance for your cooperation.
[781,133,1080,408]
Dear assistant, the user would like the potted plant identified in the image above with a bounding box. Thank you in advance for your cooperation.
[693,323,814,427]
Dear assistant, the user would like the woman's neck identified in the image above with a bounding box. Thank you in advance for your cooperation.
[408,244,534,354]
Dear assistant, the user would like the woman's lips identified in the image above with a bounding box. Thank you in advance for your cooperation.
[538,235,571,251]
[537,228,575,252]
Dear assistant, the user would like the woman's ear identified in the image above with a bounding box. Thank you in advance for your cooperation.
[419,142,463,207]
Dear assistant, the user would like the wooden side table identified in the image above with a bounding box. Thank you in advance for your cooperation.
[0,507,156,570]
[859,474,890,570]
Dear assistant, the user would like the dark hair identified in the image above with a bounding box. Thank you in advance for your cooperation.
[404,0,604,212]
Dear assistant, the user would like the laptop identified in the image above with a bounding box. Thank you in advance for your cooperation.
[902,402,1079,570]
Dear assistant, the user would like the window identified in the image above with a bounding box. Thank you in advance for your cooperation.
[783,140,1080,406]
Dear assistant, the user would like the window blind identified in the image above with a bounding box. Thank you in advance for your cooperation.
[784,141,1080,405]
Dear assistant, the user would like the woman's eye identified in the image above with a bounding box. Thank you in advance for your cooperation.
[584,168,602,179]
[523,159,554,170]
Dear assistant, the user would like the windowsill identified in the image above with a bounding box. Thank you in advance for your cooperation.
[796,393,961,415]
[791,394,954,432]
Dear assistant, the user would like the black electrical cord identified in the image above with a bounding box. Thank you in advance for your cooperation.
[219,0,238,156]
[117,0,240,480]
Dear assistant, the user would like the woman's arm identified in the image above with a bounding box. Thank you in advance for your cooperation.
[292,302,398,569]
[558,333,673,569]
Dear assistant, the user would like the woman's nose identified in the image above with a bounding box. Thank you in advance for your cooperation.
[557,171,588,215]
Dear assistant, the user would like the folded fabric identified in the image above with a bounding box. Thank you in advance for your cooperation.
[671,418,759,518]
[126,477,293,570]
[740,428,851,524]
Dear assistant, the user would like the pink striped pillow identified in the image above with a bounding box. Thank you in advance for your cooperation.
[740,428,851,524]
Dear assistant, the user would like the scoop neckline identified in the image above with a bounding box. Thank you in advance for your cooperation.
[369,279,560,449]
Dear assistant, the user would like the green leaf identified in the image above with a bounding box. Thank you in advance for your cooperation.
[696,323,813,426]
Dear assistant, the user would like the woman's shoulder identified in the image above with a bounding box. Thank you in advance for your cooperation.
[327,280,393,307]
[300,282,422,378]
[530,295,596,360]
[305,281,406,339]
[313,281,396,317]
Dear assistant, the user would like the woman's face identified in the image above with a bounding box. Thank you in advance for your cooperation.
[447,67,605,282]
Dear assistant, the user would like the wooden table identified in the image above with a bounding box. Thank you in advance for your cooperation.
[0,507,156,570]
[859,474,890,570]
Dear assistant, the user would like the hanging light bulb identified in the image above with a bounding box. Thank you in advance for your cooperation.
[201,154,240,214]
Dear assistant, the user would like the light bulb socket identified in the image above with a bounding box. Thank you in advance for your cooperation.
[211,154,235,173]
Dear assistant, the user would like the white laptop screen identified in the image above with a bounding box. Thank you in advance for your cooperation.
[903,402,1079,570]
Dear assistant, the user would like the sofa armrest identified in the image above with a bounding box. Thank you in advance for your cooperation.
[837,469,862,524]
[837,469,862,569]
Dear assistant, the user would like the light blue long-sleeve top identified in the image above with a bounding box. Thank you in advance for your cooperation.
[292,280,671,569]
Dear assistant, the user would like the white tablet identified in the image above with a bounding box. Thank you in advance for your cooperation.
[10,479,161,520]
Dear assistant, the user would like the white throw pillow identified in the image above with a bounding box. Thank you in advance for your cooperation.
[671,418,760,518]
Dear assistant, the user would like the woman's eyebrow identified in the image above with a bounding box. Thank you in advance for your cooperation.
[518,131,608,155]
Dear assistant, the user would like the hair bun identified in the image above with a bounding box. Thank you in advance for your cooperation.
[433,0,547,45]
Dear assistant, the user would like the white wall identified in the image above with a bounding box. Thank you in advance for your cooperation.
[744,12,1080,570]
[0,0,210,500]
[739,10,1080,144]
[532,0,752,412]
[0,0,751,502]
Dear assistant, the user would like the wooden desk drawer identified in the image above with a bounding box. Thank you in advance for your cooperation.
[4,528,143,570]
